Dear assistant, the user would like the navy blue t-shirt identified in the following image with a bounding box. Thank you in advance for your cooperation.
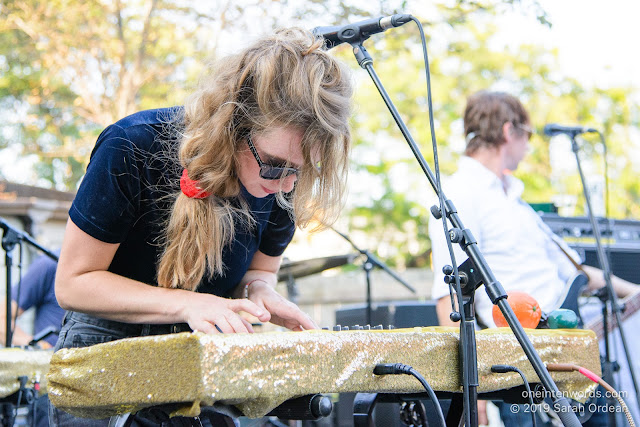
[13,253,65,346]
[69,108,295,297]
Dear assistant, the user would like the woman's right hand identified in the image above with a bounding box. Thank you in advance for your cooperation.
[181,292,271,334]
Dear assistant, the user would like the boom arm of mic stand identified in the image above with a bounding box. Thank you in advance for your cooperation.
[331,228,416,293]
[363,250,416,293]
[0,218,59,262]
[348,39,581,426]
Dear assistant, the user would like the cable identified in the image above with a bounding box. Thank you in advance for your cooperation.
[31,379,40,427]
[596,130,609,220]
[547,363,636,427]
[491,364,537,427]
[410,15,472,427]
[14,375,28,421]
[374,363,446,427]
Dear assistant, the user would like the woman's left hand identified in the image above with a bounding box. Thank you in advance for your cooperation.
[247,280,319,331]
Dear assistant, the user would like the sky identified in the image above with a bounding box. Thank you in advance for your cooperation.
[506,0,640,90]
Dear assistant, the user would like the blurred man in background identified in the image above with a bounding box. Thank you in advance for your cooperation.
[428,90,638,426]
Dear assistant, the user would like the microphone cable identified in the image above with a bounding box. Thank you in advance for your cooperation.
[547,363,636,427]
[597,130,610,220]
[410,15,472,427]
[595,130,614,294]
[374,363,446,427]
[491,364,537,427]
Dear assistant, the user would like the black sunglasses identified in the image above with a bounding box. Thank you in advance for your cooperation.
[247,136,299,180]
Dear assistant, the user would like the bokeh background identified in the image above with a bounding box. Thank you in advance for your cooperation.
[2,0,640,321]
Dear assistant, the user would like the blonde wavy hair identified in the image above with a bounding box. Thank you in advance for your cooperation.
[157,28,353,291]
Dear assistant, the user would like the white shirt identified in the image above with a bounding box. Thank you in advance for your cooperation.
[428,156,581,327]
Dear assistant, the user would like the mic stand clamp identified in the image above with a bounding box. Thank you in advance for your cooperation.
[360,248,416,325]
[442,239,485,427]
[362,252,374,326]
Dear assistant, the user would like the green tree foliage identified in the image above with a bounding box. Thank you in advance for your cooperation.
[340,15,640,268]
[1,0,283,187]
[2,0,638,268]
[1,1,196,186]
[0,0,540,189]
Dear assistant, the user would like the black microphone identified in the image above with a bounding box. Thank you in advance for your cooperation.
[543,123,598,137]
[313,14,412,49]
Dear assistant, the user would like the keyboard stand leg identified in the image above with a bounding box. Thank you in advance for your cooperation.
[446,394,464,427]
[353,392,378,427]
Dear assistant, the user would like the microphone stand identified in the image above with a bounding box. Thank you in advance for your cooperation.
[0,217,58,348]
[282,257,299,305]
[567,133,640,420]
[331,228,415,325]
[339,25,581,426]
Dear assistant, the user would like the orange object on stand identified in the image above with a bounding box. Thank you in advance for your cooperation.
[492,291,542,328]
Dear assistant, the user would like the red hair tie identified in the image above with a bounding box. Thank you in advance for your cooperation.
[180,169,211,199]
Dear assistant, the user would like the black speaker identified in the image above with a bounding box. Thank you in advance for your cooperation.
[579,248,640,284]
[334,300,439,329]
[539,213,640,283]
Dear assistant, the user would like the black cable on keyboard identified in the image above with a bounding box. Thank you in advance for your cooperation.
[374,363,446,427]
[491,364,537,427]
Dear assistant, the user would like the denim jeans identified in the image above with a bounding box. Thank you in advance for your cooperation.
[49,311,237,427]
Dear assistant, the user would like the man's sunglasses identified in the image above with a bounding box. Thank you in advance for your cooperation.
[516,123,535,140]
[247,136,299,180]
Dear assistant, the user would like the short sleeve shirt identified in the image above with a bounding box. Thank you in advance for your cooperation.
[13,253,65,346]
[69,108,295,297]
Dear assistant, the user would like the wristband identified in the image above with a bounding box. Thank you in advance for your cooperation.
[243,279,267,299]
